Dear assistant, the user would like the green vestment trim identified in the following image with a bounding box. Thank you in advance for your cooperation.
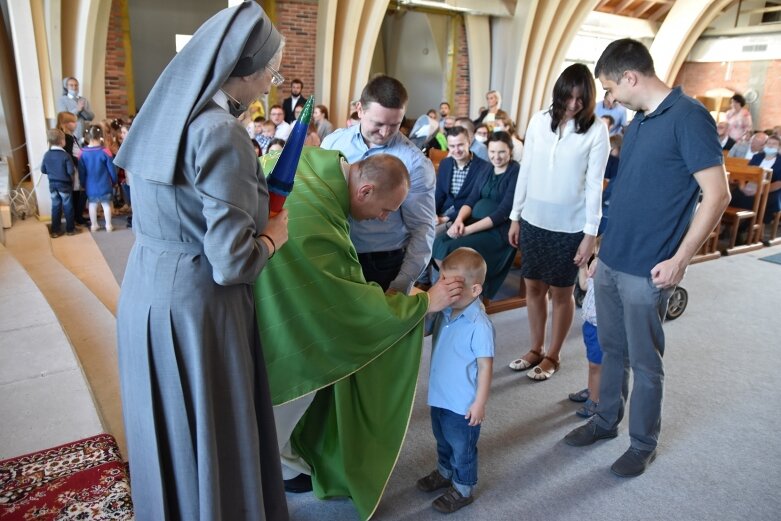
[255,148,429,520]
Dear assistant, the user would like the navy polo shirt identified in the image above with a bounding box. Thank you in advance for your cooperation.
[599,87,723,277]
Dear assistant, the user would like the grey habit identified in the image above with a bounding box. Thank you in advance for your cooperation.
[114,3,287,520]
[56,78,94,142]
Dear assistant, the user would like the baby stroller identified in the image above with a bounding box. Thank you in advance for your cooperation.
[574,284,688,321]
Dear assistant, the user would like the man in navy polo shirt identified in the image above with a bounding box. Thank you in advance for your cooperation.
[564,39,730,477]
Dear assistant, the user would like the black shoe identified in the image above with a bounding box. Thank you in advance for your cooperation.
[432,486,474,513]
[284,473,313,493]
[416,470,451,492]
[568,388,590,403]
[611,447,656,477]
[563,421,618,447]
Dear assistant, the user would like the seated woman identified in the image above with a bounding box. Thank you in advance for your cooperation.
[432,131,520,298]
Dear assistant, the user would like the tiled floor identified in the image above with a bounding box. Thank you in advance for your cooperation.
[0,219,124,460]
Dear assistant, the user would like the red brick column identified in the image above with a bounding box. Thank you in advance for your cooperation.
[105,0,130,120]
[272,0,318,108]
[453,17,470,119]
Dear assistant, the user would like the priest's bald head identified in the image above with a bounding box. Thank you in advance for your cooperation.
[347,154,410,222]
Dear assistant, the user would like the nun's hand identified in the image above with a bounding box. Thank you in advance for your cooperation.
[261,209,289,253]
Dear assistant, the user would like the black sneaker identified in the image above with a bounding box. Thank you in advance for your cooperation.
[283,473,313,493]
[432,486,474,513]
[416,470,451,492]
[563,421,618,447]
[568,388,590,403]
[611,447,656,477]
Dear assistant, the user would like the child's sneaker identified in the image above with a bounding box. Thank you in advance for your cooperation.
[90,225,100,233]
[576,398,598,418]
[416,470,451,492]
[106,224,114,232]
[568,388,590,403]
[432,486,474,513]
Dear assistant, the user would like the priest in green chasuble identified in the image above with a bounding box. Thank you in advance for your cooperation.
[254,149,463,520]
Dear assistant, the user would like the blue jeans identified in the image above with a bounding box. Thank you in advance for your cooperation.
[50,189,74,233]
[431,406,480,496]
[593,260,673,451]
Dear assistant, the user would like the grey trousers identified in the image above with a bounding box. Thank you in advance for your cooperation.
[593,260,674,451]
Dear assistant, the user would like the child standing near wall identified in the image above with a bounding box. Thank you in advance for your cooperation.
[78,125,117,232]
[417,247,494,514]
[41,129,76,237]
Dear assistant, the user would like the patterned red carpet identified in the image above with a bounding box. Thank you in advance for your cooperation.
[0,434,133,520]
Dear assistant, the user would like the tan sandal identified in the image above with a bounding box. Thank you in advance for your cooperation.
[508,350,543,371]
[527,356,560,381]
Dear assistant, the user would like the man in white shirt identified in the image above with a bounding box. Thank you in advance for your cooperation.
[268,104,291,140]
[728,131,767,160]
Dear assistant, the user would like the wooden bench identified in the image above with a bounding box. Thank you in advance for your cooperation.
[692,220,721,264]
[724,155,750,171]
[764,210,781,246]
[721,164,770,255]
[427,148,448,173]
[483,251,526,314]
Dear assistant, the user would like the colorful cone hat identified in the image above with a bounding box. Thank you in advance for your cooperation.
[267,95,313,216]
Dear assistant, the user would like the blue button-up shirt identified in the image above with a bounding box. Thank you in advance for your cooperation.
[321,124,436,293]
[427,298,495,416]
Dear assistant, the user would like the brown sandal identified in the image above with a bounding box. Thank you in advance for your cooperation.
[508,350,543,371]
[527,356,560,381]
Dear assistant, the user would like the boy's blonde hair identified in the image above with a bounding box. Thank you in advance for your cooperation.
[441,247,487,285]
[47,128,65,147]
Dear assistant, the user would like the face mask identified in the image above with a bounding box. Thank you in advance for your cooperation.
[475,135,487,143]
[68,89,79,98]
[764,147,778,156]
[493,126,505,133]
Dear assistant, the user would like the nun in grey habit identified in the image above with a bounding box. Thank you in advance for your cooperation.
[114,3,289,519]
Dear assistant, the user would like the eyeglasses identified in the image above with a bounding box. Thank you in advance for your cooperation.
[266,65,284,87]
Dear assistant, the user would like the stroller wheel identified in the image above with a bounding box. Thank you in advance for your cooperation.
[666,286,688,321]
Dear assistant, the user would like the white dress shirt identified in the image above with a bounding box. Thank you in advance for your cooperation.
[510,110,609,236]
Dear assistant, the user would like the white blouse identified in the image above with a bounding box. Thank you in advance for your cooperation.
[510,110,609,236]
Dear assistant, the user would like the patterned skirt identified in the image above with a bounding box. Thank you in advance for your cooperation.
[519,220,583,287]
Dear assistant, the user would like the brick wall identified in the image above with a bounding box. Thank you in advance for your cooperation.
[105,0,130,120]
[453,17,470,118]
[271,0,318,108]
[674,60,781,131]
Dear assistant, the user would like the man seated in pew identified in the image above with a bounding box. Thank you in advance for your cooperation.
[717,121,736,151]
[731,134,781,224]
[728,131,767,160]
[435,126,492,227]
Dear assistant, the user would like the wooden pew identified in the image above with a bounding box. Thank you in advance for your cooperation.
[721,163,770,255]
[691,219,721,263]
[724,156,750,171]
[428,148,448,173]
[483,251,526,314]
[764,211,781,246]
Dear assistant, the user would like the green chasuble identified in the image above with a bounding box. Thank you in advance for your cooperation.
[254,148,429,520]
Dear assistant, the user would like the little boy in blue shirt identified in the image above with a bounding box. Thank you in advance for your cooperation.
[40,129,76,237]
[417,247,494,514]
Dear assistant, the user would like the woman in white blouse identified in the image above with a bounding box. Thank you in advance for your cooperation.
[507,63,609,381]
